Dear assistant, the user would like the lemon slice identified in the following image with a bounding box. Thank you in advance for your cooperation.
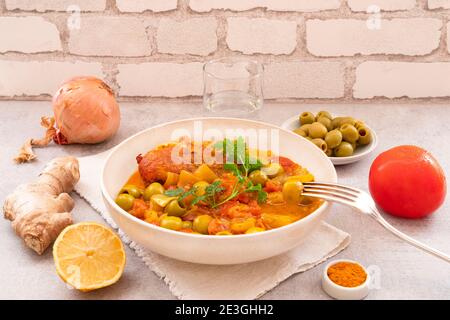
[53,222,126,292]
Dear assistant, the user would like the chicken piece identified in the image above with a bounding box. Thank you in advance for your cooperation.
[137,145,196,183]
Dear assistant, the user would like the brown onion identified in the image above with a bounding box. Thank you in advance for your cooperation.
[14,76,120,163]
[53,76,120,144]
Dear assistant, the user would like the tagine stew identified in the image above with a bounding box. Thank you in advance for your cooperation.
[116,138,322,235]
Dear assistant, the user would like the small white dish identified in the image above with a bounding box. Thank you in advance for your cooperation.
[281,115,378,166]
[322,259,370,300]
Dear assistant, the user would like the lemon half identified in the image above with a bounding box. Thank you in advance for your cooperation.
[53,222,126,292]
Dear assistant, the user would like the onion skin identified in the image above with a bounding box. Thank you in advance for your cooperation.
[52,76,120,144]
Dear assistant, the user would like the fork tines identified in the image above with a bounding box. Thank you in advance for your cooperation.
[301,182,360,205]
[303,181,361,194]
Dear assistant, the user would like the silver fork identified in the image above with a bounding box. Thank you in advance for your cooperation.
[302,181,450,264]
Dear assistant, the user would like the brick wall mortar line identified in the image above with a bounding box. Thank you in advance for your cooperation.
[3,95,450,104]
[3,7,450,19]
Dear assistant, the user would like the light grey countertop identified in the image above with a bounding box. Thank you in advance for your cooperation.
[1,101,449,300]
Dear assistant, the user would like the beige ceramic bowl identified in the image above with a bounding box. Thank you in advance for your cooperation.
[101,118,337,265]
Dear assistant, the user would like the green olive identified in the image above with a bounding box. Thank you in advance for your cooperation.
[121,185,142,198]
[334,142,354,157]
[299,124,312,135]
[282,179,304,204]
[299,112,315,125]
[325,148,333,157]
[245,227,265,234]
[249,170,268,185]
[325,129,343,149]
[293,128,307,138]
[193,215,213,234]
[331,117,345,129]
[230,218,256,234]
[317,117,332,131]
[115,193,135,211]
[164,199,186,217]
[311,138,328,152]
[354,120,365,129]
[299,196,313,205]
[340,124,359,143]
[159,213,168,221]
[151,194,176,207]
[193,181,209,196]
[316,111,332,120]
[144,210,159,222]
[261,163,284,177]
[181,220,193,229]
[216,231,233,235]
[308,122,328,139]
[160,216,183,231]
[357,125,373,145]
[339,117,356,127]
[143,182,164,201]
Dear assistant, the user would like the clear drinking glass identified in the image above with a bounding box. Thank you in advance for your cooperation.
[203,58,263,116]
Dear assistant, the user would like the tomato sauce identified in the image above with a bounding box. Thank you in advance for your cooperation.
[120,141,322,235]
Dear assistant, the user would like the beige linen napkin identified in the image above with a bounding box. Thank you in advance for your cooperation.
[75,151,350,300]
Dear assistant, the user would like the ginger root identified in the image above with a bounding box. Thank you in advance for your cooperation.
[3,157,80,254]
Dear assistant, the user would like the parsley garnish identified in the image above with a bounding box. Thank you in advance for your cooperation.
[191,181,225,207]
[217,137,263,178]
[165,187,198,202]
[164,188,185,197]
[163,137,268,210]
[215,137,267,204]
[167,181,226,208]
[245,181,268,204]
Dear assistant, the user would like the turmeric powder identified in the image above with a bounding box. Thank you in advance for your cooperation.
[327,261,367,288]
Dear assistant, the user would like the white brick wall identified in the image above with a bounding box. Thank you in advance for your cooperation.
[5,0,106,12]
[157,18,217,56]
[189,0,340,12]
[116,0,177,12]
[447,23,450,53]
[347,0,416,12]
[0,60,103,96]
[354,62,450,98]
[306,19,441,56]
[264,62,345,98]
[68,17,152,57]
[117,63,204,97]
[428,0,450,9]
[1,1,450,101]
[226,18,297,55]
[0,17,61,53]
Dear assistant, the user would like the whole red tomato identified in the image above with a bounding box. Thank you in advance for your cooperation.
[369,145,446,219]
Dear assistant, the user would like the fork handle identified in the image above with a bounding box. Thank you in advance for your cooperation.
[371,209,450,264]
